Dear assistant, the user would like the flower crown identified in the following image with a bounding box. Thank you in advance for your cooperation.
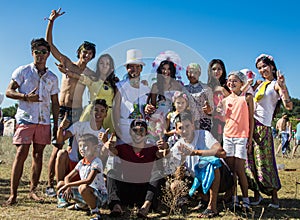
[255,54,274,64]
[172,91,189,102]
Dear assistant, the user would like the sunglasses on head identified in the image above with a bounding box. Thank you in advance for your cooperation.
[33,49,48,55]
[83,41,96,47]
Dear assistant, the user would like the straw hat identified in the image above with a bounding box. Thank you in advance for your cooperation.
[124,49,145,66]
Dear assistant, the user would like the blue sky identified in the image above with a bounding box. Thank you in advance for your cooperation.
[0,0,299,108]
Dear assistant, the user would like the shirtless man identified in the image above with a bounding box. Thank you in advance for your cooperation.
[45,8,96,196]
[276,114,292,155]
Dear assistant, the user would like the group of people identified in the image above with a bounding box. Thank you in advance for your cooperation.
[275,113,300,158]
[3,8,294,220]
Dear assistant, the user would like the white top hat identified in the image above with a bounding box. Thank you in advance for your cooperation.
[124,49,145,66]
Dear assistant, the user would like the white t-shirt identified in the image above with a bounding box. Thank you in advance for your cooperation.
[172,130,218,173]
[116,79,150,143]
[13,63,59,124]
[75,157,107,194]
[67,121,105,162]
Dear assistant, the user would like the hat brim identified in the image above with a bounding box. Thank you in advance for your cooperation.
[124,60,145,66]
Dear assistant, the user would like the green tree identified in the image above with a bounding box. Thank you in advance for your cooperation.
[2,103,18,118]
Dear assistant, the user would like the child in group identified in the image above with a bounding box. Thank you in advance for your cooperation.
[218,71,254,210]
[55,99,108,195]
[57,133,107,220]
[165,91,189,148]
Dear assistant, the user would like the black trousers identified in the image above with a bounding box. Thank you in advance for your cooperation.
[107,169,160,210]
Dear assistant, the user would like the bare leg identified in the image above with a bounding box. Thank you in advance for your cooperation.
[55,149,69,185]
[225,157,235,199]
[29,143,45,201]
[271,189,279,205]
[253,190,261,202]
[276,139,282,155]
[292,143,299,158]
[207,168,220,213]
[3,144,30,205]
[78,184,97,209]
[235,158,248,198]
[47,146,61,188]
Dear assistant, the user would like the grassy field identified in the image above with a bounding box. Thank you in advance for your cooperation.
[0,136,300,219]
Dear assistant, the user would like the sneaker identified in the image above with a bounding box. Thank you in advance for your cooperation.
[90,212,102,220]
[268,203,279,209]
[57,196,68,208]
[67,203,89,211]
[250,195,263,205]
[242,202,251,212]
[229,202,241,211]
[45,187,56,197]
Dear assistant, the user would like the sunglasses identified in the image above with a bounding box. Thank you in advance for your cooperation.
[132,127,146,134]
[33,49,48,55]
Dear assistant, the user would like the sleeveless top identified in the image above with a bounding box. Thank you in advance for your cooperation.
[254,80,279,127]
[223,95,249,138]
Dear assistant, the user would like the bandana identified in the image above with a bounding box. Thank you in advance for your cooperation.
[254,81,271,102]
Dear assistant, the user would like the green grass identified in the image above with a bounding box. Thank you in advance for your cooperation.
[0,136,300,219]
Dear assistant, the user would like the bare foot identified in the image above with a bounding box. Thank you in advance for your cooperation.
[28,192,44,203]
[2,196,17,206]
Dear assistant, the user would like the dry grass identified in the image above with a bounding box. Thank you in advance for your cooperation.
[0,136,300,219]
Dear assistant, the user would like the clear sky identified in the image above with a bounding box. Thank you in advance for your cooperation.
[0,0,299,108]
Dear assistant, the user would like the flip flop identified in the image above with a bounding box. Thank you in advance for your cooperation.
[198,209,219,218]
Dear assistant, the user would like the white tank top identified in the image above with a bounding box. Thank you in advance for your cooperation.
[254,80,280,127]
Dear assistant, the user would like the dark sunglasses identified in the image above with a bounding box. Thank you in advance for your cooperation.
[132,127,146,134]
[33,49,48,55]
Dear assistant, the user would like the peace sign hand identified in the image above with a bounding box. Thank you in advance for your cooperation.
[48,8,65,22]
[276,70,286,89]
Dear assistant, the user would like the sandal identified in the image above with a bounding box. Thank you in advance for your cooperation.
[191,200,208,211]
[198,209,219,218]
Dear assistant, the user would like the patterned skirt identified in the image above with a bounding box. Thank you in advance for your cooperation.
[245,119,281,196]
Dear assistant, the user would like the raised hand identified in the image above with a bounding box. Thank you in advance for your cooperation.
[157,134,168,150]
[276,70,286,89]
[48,8,65,22]
[104,132,117,154]
[145,103,156,115]
[203,100,212,115]
[55,56,68,74]
[99,128,110,143]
